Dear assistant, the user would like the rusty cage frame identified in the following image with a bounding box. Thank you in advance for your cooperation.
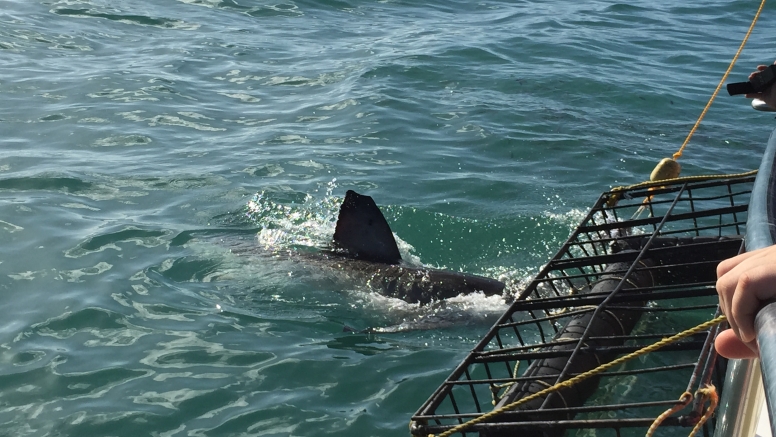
[411,176,754,437]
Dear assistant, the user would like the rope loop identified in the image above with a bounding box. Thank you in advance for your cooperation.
[688,385,719,437]
[644,384,719,437]
[646,391,694,437]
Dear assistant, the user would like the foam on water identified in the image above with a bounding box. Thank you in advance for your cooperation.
[179,180,602,334]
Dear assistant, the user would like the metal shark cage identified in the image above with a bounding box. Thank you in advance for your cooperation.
[411,175,755,437]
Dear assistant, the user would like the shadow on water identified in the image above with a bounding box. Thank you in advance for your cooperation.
[0,175,94,193]
[51,8,197,29]
[326,334,396,357]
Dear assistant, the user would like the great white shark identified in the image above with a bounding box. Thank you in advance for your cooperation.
[305,190,506,304]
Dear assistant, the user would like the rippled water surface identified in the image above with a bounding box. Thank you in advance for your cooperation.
[2,0,776,436]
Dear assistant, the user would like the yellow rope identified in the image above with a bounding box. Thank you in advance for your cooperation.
[645,391,694,437]
[672,0,767,161]
[606,169,758,208]
[688,384,719,437]
[644,383,719,437]
[433,315,727,437]
[611,169,758,194]
[490,361,521,405]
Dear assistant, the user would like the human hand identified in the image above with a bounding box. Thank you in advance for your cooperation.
[715,245,776,359]
[744,61,776,110]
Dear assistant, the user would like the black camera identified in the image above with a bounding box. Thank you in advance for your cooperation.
[727,64,776,96]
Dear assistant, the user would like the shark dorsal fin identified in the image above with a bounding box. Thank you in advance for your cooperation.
[332,190,402,264]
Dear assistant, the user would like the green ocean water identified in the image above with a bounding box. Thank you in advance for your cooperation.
[1,0,776,435]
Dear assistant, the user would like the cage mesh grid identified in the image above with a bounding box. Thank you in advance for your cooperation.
[410,176,754,437]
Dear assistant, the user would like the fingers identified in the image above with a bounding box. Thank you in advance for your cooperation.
[715,328,758,359]
[730,265,776,343]
[750,65,768,80]
[717,260,743,336]
[716,250,757,278]
[716,247,776,346]
[717,246,776,353]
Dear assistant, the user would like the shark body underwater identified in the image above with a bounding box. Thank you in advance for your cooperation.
[285,190,506,305]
